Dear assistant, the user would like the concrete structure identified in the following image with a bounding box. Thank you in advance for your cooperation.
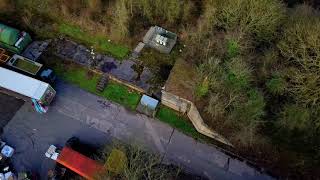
[143,26,177,54]
[161,90,232,146]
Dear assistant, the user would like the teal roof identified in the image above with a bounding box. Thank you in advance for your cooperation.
[140,95,159,110]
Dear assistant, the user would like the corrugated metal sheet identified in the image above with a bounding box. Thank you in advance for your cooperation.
[0,67,48,100]
[56,147,104,180]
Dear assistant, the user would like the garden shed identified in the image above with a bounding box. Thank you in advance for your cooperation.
[136,95,159,117]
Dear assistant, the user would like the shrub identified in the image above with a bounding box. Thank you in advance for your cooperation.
[205,93,227,120]
[266,75,287,95]
[231,89,265,125]
[99,143,179,180]
[202,0,285,43]
[195,77,209,98]
[278,104,311,131]
[230,122,260,147]
[105,149,127,175]
[110,0,129,42]
[198,57,225,90]
[226,57,252,91]
[278,5,320,106]
[226,39,239,58]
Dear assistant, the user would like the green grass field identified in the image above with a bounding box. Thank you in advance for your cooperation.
[156,106,204,140]
[53,62,140,110]
[58,23,129,59]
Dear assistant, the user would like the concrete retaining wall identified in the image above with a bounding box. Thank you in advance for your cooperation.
[161,91,232,146]
[160,91,189,113]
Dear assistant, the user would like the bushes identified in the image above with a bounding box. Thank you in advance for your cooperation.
[226,57,252,91]
[138,0,189,25]
[201,0,285,42]
[231,89,265,123]
[110,0,129,42]
[266,75,287,95]
[99,143,180,180]
[226,39,240,58]
[278,104,311,131]
[278,5,320,106]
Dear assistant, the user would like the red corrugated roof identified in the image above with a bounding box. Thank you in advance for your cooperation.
[56,147,104,180]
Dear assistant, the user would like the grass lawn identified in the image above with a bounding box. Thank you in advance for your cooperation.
[58,23,129,59]
[52,62,140,110]
[156,106,205,140]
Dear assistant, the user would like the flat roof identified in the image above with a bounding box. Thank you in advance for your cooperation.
[140,95,159,110]
[57,147,104,180]
[0,67,48,100]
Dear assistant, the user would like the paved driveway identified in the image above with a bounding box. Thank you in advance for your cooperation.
[0,93,24,129]
[2,81,273,180]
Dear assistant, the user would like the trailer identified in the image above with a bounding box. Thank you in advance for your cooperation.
[0,67,55,106]
[7,54,43,76]
[0,50,55,84]
[0,23,32,54]
[46,138,104,180]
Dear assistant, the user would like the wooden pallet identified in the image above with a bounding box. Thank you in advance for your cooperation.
[0,48,9,64]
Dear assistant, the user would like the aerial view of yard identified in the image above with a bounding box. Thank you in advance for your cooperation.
[0,0,319,179]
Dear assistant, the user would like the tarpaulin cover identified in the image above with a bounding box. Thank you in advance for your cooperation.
[56,147,104,180]
[0,24,19,46]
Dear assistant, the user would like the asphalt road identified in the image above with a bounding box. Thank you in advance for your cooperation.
[0,93,24,129]
[1,81,273,180]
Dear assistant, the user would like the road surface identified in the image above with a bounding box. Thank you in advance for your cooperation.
[2,81,273,180]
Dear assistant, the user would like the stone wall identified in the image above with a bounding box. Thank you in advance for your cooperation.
[161,91,233,146]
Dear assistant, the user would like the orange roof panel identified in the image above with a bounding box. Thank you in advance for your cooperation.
[56,147,104,180]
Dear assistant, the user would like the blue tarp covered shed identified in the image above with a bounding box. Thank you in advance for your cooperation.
[136,95,159,117]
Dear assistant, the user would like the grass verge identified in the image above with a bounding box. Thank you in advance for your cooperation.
[52,61,140,110]
[156,106,205,140]
[58,23,129,59]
